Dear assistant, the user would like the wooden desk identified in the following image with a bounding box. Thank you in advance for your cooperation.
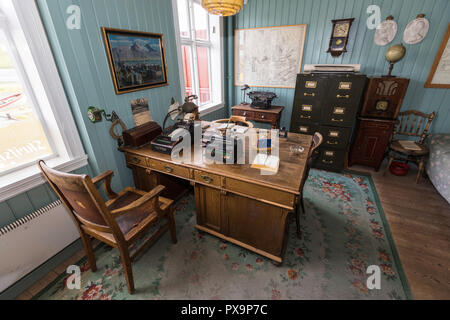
[120,124,312,264]
[232,104,284,129]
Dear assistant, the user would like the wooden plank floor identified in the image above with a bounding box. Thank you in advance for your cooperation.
[16,165,450,300]
[351,164,450,300]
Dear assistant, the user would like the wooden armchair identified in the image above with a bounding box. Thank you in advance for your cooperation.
[295,132,323,238]
[38,160,177,294]
[385,110,435,183]
[213,115,254,128]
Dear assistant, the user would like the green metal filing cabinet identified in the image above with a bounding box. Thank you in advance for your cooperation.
[290,73,368,172]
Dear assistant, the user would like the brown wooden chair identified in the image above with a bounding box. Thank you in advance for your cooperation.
[38,160,177,294]
[295,132,323,238]
[385,110,435,183]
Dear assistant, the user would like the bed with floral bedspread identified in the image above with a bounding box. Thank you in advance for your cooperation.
[427,134,450,204]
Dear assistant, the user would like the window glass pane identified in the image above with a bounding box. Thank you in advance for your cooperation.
[177,0,190,38]
[181,45,194,97]
[193,2,209,41]
[196,46,211,104]
[0,37,52,174]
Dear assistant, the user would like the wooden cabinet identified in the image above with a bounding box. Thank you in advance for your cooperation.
[290,73,368,172]
[350,77,409,170]
[349,119,395,171]
[232,104,284,129]
[195,184,290,258]
[360,77,409,119]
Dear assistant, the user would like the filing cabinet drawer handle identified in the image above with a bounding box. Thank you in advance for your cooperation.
[326,140,339,145]
[304,92,315,97]
[201,175,214,184]
[164,165,174,173]
[322,159,334,164]
[336,94,350,99]
[300,115,312,119]
[132,157,141,164]
[331,118,344,122]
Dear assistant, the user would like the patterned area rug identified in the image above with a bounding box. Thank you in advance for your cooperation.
[33,170,412,300]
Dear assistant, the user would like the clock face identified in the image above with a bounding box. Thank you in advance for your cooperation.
[331,37,346,50]
[334,23,350,37]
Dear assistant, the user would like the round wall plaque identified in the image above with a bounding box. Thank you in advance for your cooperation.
[374,16,398,46]
[403,14,430,45]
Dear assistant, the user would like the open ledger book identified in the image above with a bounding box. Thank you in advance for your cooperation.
[251,154,280,173]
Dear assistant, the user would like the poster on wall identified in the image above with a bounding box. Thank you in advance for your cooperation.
[425,24,450,89]
[101,27,169,95]
[234,24,307,89]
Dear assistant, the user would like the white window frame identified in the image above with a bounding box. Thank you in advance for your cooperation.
[0,0,87,202]
[172,0,224,116]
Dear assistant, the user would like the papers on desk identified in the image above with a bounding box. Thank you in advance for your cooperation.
[251,154,280,173]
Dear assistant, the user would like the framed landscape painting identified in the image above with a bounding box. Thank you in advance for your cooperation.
[101,27,169,94]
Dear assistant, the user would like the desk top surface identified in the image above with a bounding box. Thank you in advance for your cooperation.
[120,123,312,194]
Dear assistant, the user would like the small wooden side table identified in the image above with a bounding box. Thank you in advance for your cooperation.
[232,104,284,129]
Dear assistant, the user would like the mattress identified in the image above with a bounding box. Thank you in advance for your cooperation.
[427,134,450,204]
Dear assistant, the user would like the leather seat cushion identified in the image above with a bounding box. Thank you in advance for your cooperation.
[107,191,156,234]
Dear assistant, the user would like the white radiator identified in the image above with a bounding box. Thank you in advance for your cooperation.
[0,201,79,293]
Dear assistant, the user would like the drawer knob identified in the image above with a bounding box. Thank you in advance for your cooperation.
[164,165,174,173]
[337,94,350,99]
[133,157,141,164]
[261,115,265,119]
[201,175,213,184]
[331,118,344,122]
[243,112,247,116]
[304,92,315,97]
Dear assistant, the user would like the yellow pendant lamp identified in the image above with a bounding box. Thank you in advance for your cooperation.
[201,0,244,17]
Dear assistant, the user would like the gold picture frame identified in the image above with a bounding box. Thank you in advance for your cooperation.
[425,24,450,89]
[101,27,169,95]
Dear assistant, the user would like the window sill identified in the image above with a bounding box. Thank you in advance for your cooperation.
[0,154,88,202]
[199,102,225,117]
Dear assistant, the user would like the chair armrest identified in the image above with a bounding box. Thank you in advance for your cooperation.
[92,170,118,199]
[110,185,166,218]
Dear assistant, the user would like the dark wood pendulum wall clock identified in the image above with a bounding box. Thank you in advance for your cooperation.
[327,18,355,57]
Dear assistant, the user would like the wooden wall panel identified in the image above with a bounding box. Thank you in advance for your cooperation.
[230,0,450,133]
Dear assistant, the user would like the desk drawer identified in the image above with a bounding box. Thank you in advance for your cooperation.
[320,126,351,149]
[225,178,295,209]
[194,170,222,187]
[253,112,277,122]
[148,159,190,179]
[126,154,148,167]
[233,109,254,119]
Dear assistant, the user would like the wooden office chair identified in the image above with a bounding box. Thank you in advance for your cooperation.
[213,115,254,128]
[295,132,323,238]
[38,160,177,294]
[385,110,435,183]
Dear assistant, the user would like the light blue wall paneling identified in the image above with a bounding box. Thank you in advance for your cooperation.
[231,0,450,133]
[0,166,89,228]
[36,0,185,193]
[0,0,228,229]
